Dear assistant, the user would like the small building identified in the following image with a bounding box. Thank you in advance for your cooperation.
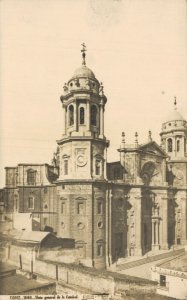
[151,252,187,299]
[16,231,63,248]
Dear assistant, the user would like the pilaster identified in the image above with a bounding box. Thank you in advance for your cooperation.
[161,196,169,250]
[106,188,112,267]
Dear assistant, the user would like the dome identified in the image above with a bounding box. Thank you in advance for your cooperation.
[164,109,185,123]
[72,65,96,79]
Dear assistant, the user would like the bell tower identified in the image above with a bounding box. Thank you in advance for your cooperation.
[56,45,109,269]
[160,97,187,189]
[160,97,187,160]
[57,44,109,181]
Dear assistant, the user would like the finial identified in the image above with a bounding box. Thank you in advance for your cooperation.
[63,83,68,92]
[121,132,125,149]
[81,43,87,66]
[135,132,138,147]
[122,132,125,141]
[174,96,177,109]
[148,130,152,142]
[99,82,104,96]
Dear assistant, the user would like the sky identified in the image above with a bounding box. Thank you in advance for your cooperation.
[0,0,187,187]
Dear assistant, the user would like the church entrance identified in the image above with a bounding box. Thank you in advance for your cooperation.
[115,232,124,259]
[144,223,148,248]
[168,225,174,247]
[143,222,151,253]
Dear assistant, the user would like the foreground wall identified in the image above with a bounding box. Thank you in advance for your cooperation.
[7,245,156,296]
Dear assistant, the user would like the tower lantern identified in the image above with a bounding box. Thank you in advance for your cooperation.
[57,45,109,181]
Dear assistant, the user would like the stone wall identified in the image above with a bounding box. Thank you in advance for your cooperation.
[39,248,79,264]
[7,245,156,296]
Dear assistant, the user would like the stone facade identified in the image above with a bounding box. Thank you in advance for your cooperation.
[1,49,187,269]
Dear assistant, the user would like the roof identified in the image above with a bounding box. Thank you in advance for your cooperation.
[164,109,185,123]
[159,253,187,272]
[72,65,96,79]
[138,141,168,157]
[119,141,167,157]
[18,231,51,243]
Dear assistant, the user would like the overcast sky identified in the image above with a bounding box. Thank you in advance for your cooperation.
[0,0,187,187]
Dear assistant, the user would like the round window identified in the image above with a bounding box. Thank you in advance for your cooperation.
[98,221,103,229]
[77,222,85,229]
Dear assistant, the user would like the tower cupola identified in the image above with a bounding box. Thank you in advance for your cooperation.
[160,97,187,160]
[57,44,109,181]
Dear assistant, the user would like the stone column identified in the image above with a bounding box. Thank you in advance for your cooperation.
[106,189,112,267]
[74,102,77,132]
[173,137,176,157]
[99,100,104,138]
[134,193,142,256]
[181,196,187,245]
[104,148,107,179]
[155,222,158,244]
[158,222,160,245]
[161,196,169,250]
[181,137,185,157]
[62,104,66,136]
[86,101,90,132]
[152,220,155,246]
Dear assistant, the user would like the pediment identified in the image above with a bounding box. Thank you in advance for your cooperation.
[139,141,167,157]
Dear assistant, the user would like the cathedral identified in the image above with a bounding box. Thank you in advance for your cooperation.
[1,45,187,269]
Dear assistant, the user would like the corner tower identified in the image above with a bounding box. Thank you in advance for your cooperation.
[56,45,109,269]
[160,97,187,189]
[57,44,109,180]
[160,97,187,160]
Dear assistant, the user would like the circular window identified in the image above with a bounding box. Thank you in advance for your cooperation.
[44,204,48,209]
[98,221,103,229]
[70,82,73,87]
[77,222,85,229]
[61,222,65,229]
[169,123,171,126]
[77,155,87,167]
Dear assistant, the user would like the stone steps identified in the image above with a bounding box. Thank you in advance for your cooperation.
[116,248,185,271]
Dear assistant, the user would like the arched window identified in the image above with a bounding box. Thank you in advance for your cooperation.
[140,161,156,186]
[80,107,85,124]
[91,105,97,126]
[69,105,74,126]
[167,138,173,152]
[27,169,36,185]
[64,160,68,175]
[177,140,180,152]
[95,159,101,175]
[28,196,34,209]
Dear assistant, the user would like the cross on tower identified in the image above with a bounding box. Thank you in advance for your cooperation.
[174,96,177,109]
[81,43,87,66]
